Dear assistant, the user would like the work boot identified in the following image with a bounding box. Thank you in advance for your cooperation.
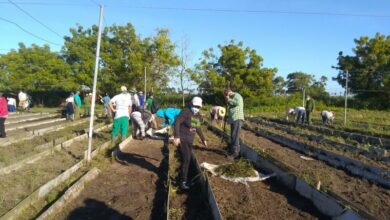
[227,152,239,160]
[180,181,190,190]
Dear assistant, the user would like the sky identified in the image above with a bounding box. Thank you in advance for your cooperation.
[1,0,389,94]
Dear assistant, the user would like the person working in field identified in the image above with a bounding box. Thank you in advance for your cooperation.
[73,90,82,119]
[321,110,335,125]
[0,93,8,138]
[130,106,152,140]
[173,97,207,190]
[286,107,306,124]
[109,86,132,142]
[210,106,226,127]
[65,92,75,121]
[18,90,27,111]
[305,95,315,125]
[7,97,16,113]
[224,88,244,160]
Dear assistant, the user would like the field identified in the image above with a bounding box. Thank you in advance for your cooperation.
[1,108,389,219]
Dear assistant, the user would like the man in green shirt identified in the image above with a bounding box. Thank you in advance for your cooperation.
[305,95,315,125]
[224,88,244,160]
[73,91,82,119]
[145,92,157,129]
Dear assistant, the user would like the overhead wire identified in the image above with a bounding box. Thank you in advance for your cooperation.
[0,1,389,18]
[0,16,61,46]
[7,0,63,39]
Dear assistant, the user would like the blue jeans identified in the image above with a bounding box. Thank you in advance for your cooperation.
[230,120,243,155]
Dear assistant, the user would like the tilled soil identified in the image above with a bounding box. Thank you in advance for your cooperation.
[240,127,390,219]
[0,122,91,166]
[249,121,390,170]
[56,138,168,220]
[5,117,60,130]
[192,128,326,220]
[0,130,111,216]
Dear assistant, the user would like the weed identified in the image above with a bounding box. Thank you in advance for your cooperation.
[215,159,257,178]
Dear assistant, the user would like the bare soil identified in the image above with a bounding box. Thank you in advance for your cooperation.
[192,128,327,220]
[0,130,111,216]
[250,121,390,170]
[240,126,390,219]
[56,138,168,220]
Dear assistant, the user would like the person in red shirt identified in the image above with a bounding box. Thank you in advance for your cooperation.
[0,92,9,138]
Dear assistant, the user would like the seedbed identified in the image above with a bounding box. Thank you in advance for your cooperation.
[0,128,111,216]
[55,137,169,220]
[192,127,326,219]
[240,124,390,219]
[249,118,389,162]
[251,116,390,148]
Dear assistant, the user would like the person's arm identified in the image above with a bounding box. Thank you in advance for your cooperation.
[173,111,187,146]
[227,94,239,107]
[109,100,116,112]
[196,127,207,147]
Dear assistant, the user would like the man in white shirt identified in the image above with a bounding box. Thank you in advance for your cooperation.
[286,107,306,123]
[321,110,335,125]
[18,90,27,110]
[109,86,132,141]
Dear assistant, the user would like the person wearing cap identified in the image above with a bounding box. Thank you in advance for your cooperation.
[138,91,145,109]
[210,106,226,127]
[109,86,132,141]
[18,90,27,111]
[224,88,244,160]
[100,93,111,118]
[173,96,207,190]
[83,93,92,117]
[305,95,315,125]
[65,92,75,120]
[129,87,140,109]
[0,93,9,138]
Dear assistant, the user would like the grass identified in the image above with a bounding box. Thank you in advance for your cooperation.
[215,159,257,178]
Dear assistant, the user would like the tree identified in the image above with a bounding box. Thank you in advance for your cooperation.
[194,40,277,99]
[333,33,390,108]
[0,43,73,92]
[273,76,286,95]
[286,72,329,99]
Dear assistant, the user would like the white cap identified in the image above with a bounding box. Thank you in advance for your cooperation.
[192,96,203,107]
[120,86,127,92]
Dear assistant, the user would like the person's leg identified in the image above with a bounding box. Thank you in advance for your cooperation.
[0,118,6,137]
[180,141,192,188]
[231,120,242,156]
[111,118,120,140]
[120,117,129,140]
[307,111,311,125]
[322,115,327,125]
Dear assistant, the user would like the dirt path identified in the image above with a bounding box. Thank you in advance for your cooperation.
[56,138,168,220]
[240,127,390,219]
[192,128,326,220]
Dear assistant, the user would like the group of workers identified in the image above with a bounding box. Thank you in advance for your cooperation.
[286,96,335,125]
[107,86,244,190]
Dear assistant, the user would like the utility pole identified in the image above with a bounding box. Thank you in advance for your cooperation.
[302,88,305,107]
[344,70,349,126]
[144,67,147,104]
[87,5,104,162]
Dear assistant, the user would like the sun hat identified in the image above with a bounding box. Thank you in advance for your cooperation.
[192,96,203,107]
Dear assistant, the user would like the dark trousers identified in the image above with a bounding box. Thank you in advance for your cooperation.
[0,117,6,137]
[180,141,192,182]
[296,111,306,124]
[230,120,243,154]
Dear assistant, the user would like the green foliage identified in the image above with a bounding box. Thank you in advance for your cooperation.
[215,159,257,178]
[286,71,329,100]
[0,43,74,92]
[194,40,277,99]
[333,33,390,109]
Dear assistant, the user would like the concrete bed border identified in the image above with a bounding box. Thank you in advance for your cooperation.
[7,112,49,119]
[207,123,376,220]
[250,116,390,149]
[243,124,390,188]
[248,117,389,161]
[35,168,101,220]
[6,118,66,132]
[0,124,113,220]
[5,114,57,125]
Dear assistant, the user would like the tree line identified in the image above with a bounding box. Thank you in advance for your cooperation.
[0,23,388,109]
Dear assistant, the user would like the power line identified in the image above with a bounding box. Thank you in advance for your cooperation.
[106,5,390,18]
[1,2,389,18]
[0,16,61,46]
[87,0,100,7]
[7,0,63,39]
